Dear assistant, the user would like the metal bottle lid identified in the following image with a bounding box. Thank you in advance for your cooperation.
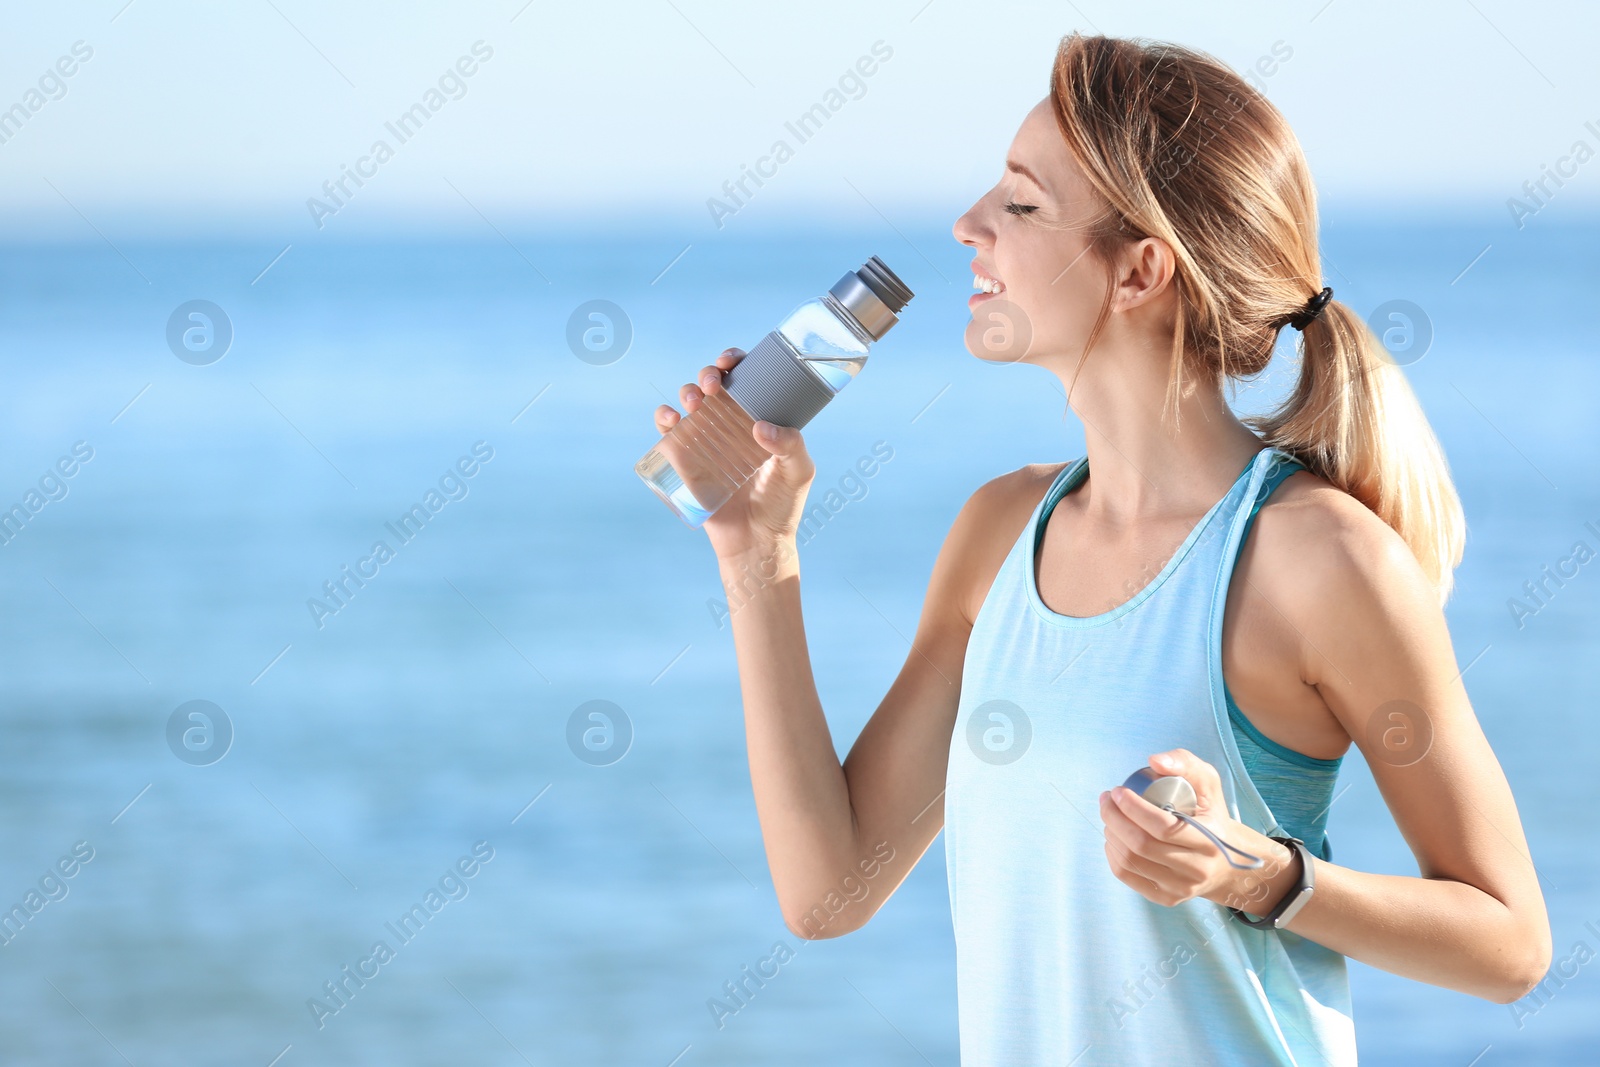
[828,256,914,341]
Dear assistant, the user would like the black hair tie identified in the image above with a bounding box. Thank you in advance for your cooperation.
[1287,286,1333,331]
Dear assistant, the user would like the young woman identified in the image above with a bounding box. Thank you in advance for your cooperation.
[651,33,1550,1065]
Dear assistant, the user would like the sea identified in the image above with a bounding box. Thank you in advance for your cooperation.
[0,215,1595,1064]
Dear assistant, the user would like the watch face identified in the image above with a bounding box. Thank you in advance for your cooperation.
[1269,837,1313,929]
[1274,886,1313,928]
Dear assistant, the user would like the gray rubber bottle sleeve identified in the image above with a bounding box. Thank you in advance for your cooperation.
[722,331,836,430]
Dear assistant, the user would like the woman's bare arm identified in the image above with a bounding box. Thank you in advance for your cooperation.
[1262,488,1552,1001]
[718,471,1028,938]
[656,350,1042,939]
[1103,483,1552,1003]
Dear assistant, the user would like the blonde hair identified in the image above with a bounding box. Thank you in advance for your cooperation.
[1049,33,1464,603]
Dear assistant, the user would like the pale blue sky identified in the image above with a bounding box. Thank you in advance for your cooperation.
[0,0,1595,237]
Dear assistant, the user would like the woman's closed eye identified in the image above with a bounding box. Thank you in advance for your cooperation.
[1004,200,1039,216]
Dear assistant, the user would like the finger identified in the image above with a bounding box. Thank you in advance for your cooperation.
[1106,785,1189,841]
[702,345,749,390]
[1100,796,1209,870]
[749,421,816,483]
[697,363,727,396]
[1107,786,1224,859]
[1110,786,1234,864]
[1104,831,1181,891]
[1100,794,1200,866]
[679,381,704,411]
[1104,840,1175,905]
[1150,748,1227,813]
[752,421,807,460]
[654,404,680,434]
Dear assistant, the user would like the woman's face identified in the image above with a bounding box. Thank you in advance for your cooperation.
[952,98,1115,371]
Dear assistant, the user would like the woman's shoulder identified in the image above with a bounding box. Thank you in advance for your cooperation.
[973,460,1073,507]
[1246,462,1438,623]
[958,461,1075,538]
[1257,466,1412,561]
[935,463,1071,624]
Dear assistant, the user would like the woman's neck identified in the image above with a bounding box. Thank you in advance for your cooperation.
[1055,352,1264,524]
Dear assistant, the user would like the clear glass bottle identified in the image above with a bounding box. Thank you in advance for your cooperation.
[636,256,913,528]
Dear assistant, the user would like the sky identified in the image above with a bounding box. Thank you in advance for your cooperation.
[0,0,1596,238]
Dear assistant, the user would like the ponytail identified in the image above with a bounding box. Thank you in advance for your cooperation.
[1248,300,1465,605]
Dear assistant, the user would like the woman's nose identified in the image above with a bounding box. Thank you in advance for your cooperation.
[952,196,989,248]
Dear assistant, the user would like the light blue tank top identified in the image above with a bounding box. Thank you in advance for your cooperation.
[944,446,1355,1066]
[1224,458,1342,864]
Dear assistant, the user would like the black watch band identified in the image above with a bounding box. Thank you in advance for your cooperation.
[1228,835,1314,930]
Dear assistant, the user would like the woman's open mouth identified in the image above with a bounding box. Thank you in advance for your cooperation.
[969,266,1006,309]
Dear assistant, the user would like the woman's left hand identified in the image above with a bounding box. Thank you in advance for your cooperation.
[1099,748,1291,910]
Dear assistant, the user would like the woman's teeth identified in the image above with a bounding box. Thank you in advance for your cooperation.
[973,276,1005,295]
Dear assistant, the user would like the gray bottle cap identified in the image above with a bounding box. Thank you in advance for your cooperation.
[829,256,914,341]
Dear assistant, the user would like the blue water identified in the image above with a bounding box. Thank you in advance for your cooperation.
[0,218,1596,1064]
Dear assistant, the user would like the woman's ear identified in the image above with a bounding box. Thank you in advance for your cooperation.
[1110,236,1177,313]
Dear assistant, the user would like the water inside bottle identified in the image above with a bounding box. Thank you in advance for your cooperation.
[778,300,871,395]
[636,447,713,527]
[797,353,867,393]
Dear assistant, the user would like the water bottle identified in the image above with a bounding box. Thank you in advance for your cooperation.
[636,255,913,527]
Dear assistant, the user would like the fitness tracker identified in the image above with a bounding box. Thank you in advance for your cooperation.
[1229,835,1314,930]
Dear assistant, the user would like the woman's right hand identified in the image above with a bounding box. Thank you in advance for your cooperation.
[653,347,816,562]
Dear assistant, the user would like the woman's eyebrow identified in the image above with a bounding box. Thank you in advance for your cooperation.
[1006,159,1049,195]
